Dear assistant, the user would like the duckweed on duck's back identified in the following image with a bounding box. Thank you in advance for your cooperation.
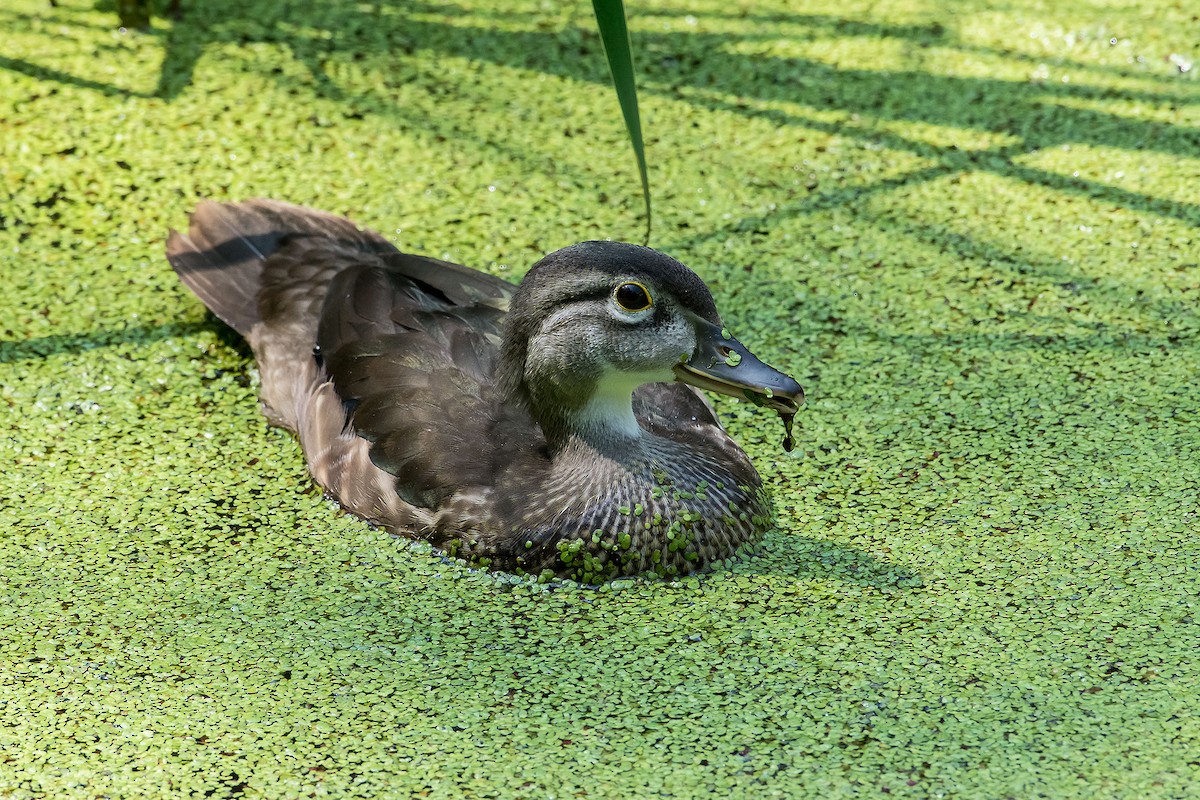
[168,200,803,581]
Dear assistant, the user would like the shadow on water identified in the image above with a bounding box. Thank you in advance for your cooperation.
[93,0,1194,258]
[8,5,1199,608]
[5,3,1194,405]
[0,320,221,363]
[4,1,1194,252]
[748,533,922,589]
[0,54,155,98]
[6,1,1194,184]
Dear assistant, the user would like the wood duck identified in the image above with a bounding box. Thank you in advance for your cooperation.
[167,200,803,582]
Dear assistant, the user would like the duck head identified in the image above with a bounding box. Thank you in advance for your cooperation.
[499,241,803,451]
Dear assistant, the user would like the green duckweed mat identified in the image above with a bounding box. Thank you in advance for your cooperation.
[2,1,1198,797]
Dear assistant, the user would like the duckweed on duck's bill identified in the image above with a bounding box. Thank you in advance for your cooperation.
[168,200,803,581]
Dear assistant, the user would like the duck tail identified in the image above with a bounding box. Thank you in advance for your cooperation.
[166,199,392,337]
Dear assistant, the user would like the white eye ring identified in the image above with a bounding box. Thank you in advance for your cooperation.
[613,281,653,312]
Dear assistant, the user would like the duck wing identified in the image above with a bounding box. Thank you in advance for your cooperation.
[315,259,527,508]
[168,199,528,528]
[167,199,397,337]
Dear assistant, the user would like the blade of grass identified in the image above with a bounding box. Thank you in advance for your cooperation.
[591,0,652,243]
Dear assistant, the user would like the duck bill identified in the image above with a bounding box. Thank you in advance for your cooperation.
[672,318,805,414]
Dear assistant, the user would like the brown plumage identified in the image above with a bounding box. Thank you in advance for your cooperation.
[168,200,803,582]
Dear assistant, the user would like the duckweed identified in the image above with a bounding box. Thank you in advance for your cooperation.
[1,0,1198,797]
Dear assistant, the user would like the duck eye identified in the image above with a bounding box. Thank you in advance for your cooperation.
[613,281,653,312]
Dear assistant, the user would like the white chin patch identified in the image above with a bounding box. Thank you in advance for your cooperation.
[574,368,666,439]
